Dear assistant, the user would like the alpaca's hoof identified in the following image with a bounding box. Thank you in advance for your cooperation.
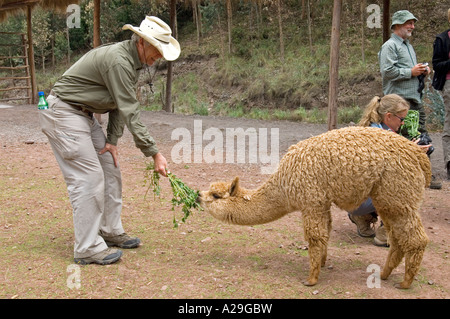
[302,279,317,286]
[380,270,391,280]
[394,281,411,289]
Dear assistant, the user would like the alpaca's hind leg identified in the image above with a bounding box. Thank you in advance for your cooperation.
[381,236,404,281]
[302,210,331,286]
[396,222,428,289]
[380,216,429,289]
[395,247,426,289]
[321,210,332,267]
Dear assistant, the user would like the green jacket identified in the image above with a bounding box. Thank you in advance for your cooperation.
[378,33,421,104]
[52,40,159,157]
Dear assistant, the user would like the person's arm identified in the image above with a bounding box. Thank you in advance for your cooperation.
[380,44,426,80]
[432,36,450,75]
[106,108,125,147]
[104,62,159,158]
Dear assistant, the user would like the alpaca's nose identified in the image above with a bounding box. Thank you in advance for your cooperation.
[196,193,202,203]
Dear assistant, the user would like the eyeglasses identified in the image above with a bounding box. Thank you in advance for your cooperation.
[394,114,406,122]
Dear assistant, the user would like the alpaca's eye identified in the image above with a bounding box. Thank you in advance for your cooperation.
[212,194,221,199]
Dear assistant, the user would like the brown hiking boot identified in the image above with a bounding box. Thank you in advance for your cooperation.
[348,213,377,238]
[429,175,442,190]
[374,224,390,247]
[100,231,141,249]
[74,247,123,265]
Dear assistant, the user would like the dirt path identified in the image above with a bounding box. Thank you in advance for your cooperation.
[0,104,448,299]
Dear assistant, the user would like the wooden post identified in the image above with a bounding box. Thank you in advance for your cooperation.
[227,0,232,54]
[26,5,37,104]
[327,0,342,131]
[277,0,284,62]
[21,33,32,104]
[164,0,176,113]
[382,0,390,43]
[93,0,101,47]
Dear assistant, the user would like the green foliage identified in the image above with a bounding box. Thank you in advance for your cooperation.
[401,110,421,140]
[338,105,363,124]
[144,162,202,229]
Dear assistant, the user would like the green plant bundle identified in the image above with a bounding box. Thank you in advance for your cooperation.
[401,110,420,139]
[144,162,202,228]
[144,162,161,199]
[167,172,203,228]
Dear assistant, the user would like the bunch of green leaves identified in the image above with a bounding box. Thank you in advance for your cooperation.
[400,110,420,139]
[144,162,202,228]
[167,172,203,228]
[144,162,161,200]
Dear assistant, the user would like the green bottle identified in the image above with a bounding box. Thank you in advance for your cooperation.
[37,91,48,110]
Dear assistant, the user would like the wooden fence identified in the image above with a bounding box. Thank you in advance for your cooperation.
[0,31,33,104]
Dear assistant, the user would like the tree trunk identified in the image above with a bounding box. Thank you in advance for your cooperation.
[361,0,366,63]
[277,0,284,62]
[226,0,232,54]
[51,35,55,68]
[192,0,200,47]
[93,0,101,47]
[41,52,45,73]
[328,0,342,131]
[66,27,70,65]
[26,5,37,103]
[307,0,313,53]
[383,0,390,43]
[164,0,176,113]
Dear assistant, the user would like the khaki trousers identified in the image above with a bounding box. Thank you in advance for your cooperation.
[39,95,124,258]
[443,80,450,167]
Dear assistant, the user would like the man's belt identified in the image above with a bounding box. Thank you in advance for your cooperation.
[49,90,93,117]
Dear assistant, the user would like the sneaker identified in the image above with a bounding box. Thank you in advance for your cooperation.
[74,247,122,265]
[374,224,389,247]
[100,231,141,249]
[429,175,442,190]
[348,213,377,237]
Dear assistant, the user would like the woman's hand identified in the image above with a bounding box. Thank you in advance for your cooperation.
[412,138,432,153]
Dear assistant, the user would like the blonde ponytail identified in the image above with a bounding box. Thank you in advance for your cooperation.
[358,94,409,127]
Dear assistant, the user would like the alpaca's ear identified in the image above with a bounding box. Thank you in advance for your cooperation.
[229,177,239,196]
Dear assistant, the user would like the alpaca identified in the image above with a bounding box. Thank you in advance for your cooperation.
[198,126,431,289]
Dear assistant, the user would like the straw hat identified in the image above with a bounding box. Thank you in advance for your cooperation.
[123,16,180,61]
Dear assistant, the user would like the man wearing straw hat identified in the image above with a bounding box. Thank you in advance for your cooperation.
[39,16,180,265]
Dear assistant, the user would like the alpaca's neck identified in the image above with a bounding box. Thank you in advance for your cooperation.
[210,179,292,226]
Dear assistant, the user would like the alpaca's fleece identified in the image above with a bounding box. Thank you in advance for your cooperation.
[199,126,431,289]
